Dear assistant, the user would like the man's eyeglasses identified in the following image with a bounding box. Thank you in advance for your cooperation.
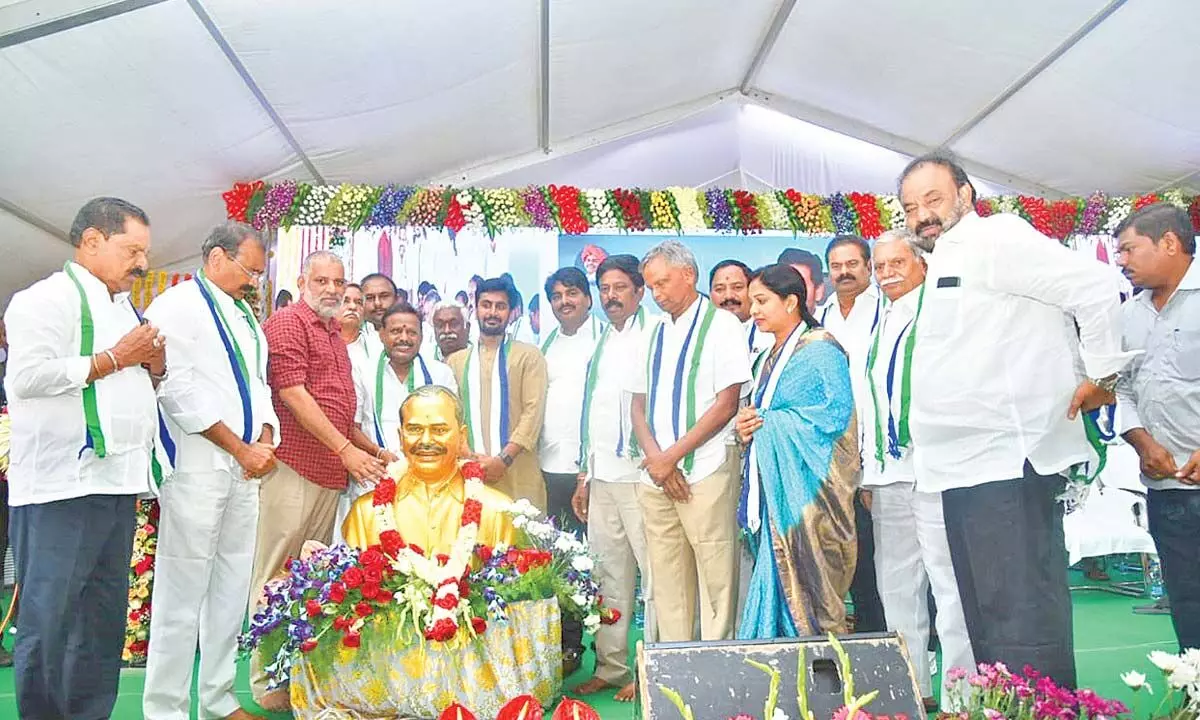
[226,251,265,282]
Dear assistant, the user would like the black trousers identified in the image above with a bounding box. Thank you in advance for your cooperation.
[942,465,1076,687]
[849,491,886,633]
[11,494,136,720]
[543,471,585,538]
[1147,489,1200,651]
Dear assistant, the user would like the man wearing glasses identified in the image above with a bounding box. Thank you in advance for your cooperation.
[250,250,389,711]
[143,222,279,720]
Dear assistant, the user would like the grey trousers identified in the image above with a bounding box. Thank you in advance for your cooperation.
[941,464,1076,687]
[11,494,137,719]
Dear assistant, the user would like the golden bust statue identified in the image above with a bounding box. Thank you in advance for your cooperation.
[341,385,516,554]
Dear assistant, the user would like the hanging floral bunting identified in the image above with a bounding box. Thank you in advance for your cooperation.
[223,180,1199,238]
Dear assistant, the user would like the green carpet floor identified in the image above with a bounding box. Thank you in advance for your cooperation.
[0,569,1178,719]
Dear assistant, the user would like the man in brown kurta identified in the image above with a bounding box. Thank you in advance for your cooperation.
[447,277,548,511]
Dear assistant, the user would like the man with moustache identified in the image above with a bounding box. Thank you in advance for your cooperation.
[447,277,548,510]
[862,231,972,709]
[710,259,773,357]
[5,197,163,719]
[355,301,456,457]
[629,240,752,642]
[143,223,278,720]
[539,267,604,536]
[431,299,471,360]
[814,234,886,633]
[337,283,368,368]
[777,248,826,312]
[571,254,656,702]
[251,251,389,710]
[1113,204,1200,651]
[899,152,1130,686]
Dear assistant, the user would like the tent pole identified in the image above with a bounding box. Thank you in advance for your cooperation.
[0,0,169,50]
[0,196,71,245]
[739,0,799,93]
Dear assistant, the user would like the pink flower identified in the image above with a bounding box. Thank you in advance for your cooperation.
[984,710,1004,720]
[946,667,969,683]
[832,706,872,720]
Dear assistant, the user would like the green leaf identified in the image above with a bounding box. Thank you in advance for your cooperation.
[747,658,781,720]
[657,684,695,720]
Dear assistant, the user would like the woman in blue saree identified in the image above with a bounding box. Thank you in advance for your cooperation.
[735,263,860,639]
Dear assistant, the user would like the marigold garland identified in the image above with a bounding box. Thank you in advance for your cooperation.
[223,181,1198,239]
[123,498,159,664]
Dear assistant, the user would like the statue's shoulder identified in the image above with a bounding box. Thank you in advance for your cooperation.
[476,483,516,510]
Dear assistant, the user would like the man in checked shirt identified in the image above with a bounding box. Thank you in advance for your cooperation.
[248,250,393,710]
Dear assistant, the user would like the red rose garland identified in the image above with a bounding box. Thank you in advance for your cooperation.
[1018,196,1053,237]
[731,190,763,234]
[1047,199,1080,240]
[975,199,995,217]
[444,194,467,233]
[612,188,648,231]
[1134,193,1161,211]
[848,192,884,238]
[1189,196,1200,232]
[547,185,589,234]
[221,181,264,222]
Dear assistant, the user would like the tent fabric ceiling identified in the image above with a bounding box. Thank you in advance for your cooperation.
[1,0,1198,307]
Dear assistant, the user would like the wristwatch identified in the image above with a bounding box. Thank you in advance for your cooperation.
[498,452,514,468]
[1091,374,1118,393]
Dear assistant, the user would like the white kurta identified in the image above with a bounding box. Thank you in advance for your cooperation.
[3,262,157,506]
[539,316,603,474]
[142,277,280,720]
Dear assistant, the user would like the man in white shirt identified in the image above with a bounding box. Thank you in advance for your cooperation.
[354,301,456,457]
[863,231,972,708]
[1113,204,1200,651]
[361,273,398,336]
[814,234,886,634]
[338,283,373,373]
[571,254,655,701]
[143,222,279,720]
[539,267,603,537]
[900,152,1130,686]
[629,239,752,642]
[710,259,773,357]
[5,197,163,719]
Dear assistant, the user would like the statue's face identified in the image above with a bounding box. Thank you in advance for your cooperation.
[399,393,465,480]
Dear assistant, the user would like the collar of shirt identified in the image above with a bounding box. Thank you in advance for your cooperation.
[667,294,704,329]
[930,211,981,252]
[820,284,880,324]
[295,298,336,332]
[70,261,131,306]
[1139,257,1200,311]
[396,473,466,503]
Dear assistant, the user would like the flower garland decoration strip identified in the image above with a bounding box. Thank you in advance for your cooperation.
[223,180,1199,238]
[123,498,160,664]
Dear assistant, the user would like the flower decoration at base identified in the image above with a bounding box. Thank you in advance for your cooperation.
[123,498,159,664]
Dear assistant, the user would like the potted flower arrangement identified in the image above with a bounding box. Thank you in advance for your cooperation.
[238,462,617,719]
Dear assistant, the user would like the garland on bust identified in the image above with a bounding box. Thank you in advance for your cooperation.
[223,181,1200,239]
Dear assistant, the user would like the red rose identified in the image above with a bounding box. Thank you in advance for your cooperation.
[471,616,487,634]
[360,547,386,571]
[408,543,425,557]
[435,593,460,610]
[342,567,364,589]
[373,477,397,506]
[300,638,319,653]
[360,583,380,600]
[375,589,394,604]
[305,599,323,617]
[354,601,373,618]
[333,615,352,631]
[458,578,470,597]
[379,529,405,556]
[436,553,450,566]
[328,582,347,604]
[461,461,486,481]
[134,557,154,575]
[364,567,383,586]
[461,499,482,526]
[342,632,361,648]
[505,548,520,565]
[476,544,493,563]
[129,640,148,654]
[424,618,458,642]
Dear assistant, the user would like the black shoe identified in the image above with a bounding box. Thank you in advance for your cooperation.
[562,649,583,678]
[1133,597,1170,615]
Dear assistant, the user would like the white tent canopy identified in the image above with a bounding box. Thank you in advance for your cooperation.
[2,0,1198,306]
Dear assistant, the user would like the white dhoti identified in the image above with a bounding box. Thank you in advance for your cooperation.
[144,469,260,720]
[587,476,656,685]
[871,482,974,706]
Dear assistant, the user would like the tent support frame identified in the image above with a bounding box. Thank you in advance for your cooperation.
[739,0,799,93]
[0,0,169,50]
[0,196,71,245]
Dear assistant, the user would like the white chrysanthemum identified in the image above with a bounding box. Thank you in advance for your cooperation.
[1169,663,1198,689]
[1105,198,1132,235]
[880,195,906,229]
[571,556,594,572]
[1122,671,1149,690]
[1149,650,1180,673]
[760,194,790,230]
[584,613,601,630]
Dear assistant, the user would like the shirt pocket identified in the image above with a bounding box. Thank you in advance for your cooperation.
[1171,329,1200,380]
[920,283,964,340]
